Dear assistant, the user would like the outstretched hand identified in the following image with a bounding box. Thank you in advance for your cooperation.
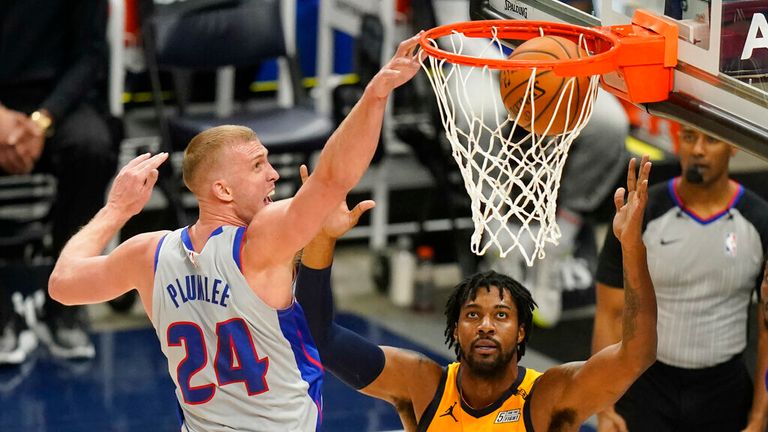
[612,156,651,245]
[300,165,375,239]
[107,152,168,218]
[367,33,423,100]
[597,406,628,432]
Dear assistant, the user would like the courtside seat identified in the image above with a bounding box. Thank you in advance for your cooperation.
[168,107,332,155]
[140,0,333,215]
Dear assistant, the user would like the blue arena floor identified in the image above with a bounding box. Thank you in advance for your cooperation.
[0,312,596,431]
[0,314,443,432]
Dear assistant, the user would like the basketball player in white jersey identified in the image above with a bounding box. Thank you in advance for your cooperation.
[46,34,422,432]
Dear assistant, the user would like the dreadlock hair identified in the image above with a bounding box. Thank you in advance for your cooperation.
[444,270,537,361]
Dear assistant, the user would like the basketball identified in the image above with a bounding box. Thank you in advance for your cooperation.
[499,36,590,135]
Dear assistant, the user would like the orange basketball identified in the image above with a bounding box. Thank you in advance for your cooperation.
[499,36,590,136]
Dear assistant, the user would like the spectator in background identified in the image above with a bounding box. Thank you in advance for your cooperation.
[592,126,768,431]
[0,0,117,363]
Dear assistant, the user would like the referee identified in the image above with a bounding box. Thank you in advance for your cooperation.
[592,126,768,431]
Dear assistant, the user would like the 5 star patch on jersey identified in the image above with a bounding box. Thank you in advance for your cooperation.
[494,409,521,424]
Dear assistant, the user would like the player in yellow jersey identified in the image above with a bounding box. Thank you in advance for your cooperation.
[295,156,656,431]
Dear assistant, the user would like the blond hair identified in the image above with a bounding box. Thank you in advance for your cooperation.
[182,125,257,192]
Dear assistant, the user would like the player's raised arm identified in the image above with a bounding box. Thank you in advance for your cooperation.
[294,165,442,425]
[530,156,656,428]
[49,153,169,306]
[297,242,443,428]
[245,34,422,267]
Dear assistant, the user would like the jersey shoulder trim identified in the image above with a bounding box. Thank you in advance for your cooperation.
[179,225,225,252]
[522,378,539,432]
[233,226,247,272]
[416,365,450,432]
[154,233,169,274]
[734,187,768,252]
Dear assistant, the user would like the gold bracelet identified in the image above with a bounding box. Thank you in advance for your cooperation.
[30,110,54,137]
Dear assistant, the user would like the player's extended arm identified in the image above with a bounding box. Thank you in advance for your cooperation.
[296,250,442,410]
[294,179,442,411]
[535,157,656,424]
[295,237,389,389]
[745,262,768,431]
[48,153,168,305]
[591,283,628,432]
[246,35,422,267]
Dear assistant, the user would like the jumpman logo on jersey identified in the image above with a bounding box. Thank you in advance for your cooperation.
[440,402,458,422]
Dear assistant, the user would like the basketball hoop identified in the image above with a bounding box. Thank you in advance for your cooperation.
[418,10,677,265]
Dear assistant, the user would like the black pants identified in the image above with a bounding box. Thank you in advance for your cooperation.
[615,356,753,432]
[0,97,117,321]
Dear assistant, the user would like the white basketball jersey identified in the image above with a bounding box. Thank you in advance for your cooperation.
[152,226,323,432]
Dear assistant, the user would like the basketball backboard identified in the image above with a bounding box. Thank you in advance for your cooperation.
[469,0,768,160]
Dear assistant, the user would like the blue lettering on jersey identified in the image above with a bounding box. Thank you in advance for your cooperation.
[177,278,187,302]
[166,283,180,308]
[196,275,209,302]
[212,278,221,304]
[220,284,230,307]
[186,276,197,300]
[166,275,231,309]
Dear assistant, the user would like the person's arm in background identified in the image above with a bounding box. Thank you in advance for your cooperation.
[745,260,768,432]
[0,105,39,174]
[590,165,645,432]
[1,1,108,174]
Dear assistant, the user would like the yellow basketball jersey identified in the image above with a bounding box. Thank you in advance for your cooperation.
[417,362,542,432]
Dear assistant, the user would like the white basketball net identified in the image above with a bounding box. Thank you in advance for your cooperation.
[420,27,601,266]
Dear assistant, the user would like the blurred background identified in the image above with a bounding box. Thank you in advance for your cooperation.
[1,0,767,431]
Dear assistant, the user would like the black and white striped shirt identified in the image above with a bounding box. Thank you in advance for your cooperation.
[597,178,768,369]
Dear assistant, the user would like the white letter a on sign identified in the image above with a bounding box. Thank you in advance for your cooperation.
[741,13,768,60]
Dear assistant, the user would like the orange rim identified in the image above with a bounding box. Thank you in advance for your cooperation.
[419,19,621,76]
